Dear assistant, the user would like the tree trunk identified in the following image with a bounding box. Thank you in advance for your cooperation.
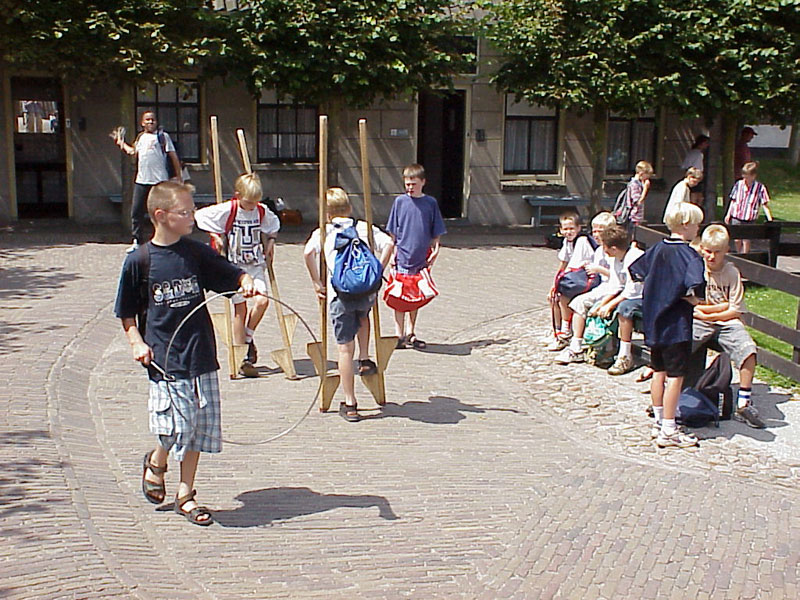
[789,118,800,167]
[322,96,344,188]
[120,82,134,235]
[589,103,608,216]
[720,113,737,219]
[703,115,716,223]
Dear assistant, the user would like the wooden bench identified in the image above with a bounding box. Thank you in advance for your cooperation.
[523,195,615,227]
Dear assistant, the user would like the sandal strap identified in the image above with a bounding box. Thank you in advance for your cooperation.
[144,451,168,475]
[175,490,197,509]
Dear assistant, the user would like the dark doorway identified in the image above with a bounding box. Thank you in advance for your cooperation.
[12,77,68,218]
[417,90,465,218]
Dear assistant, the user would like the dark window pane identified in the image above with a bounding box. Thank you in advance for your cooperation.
[179,134,199,162]
[277,106,296,132]
[178,107,198,133]
[631,121,655,165]
[606,120,631,172]
[529,120,556,172]
[296,134,316,159]
[157,107,178,132]
[258,108,277,133]
[297,108,316,132]
[504,120,529,172]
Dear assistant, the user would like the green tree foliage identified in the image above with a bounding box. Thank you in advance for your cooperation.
[229,0,472,107]
[480,0,667,212]
[1,0,231,85]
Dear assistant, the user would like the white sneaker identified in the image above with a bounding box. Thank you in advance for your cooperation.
[608,355,634,376]
[126,240,139,254]
[656,429,698,448]
[546,334,571,352]
[555,348,584,365]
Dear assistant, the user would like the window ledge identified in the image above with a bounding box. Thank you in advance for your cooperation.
[501,178,565,191]
[253,162,318,171]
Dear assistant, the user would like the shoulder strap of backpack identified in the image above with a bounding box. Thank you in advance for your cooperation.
[257,203,265,221]
[224,199,239,235]
[157,129,168,155]
[137,242,151,335]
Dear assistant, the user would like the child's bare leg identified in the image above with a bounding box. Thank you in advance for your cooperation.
[245,295,270,332]
[144,444,169,488]
[175,450,211,522]
[232,301,247,345]
[572,313,586,340]
[739,354,756,389]
[661,375,684,422]
[742,239,751,254]
[338,340,357,405]
[356,315,371,361]
[393,309,406,338]
[619,316,633,343]
[408,309,419,337]
[651,371,666,408]
[558,296,573,333]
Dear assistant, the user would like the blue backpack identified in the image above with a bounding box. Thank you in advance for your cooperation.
[331,224,383,299]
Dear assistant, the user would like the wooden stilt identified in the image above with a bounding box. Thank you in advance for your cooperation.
[357,119,396,406]
[235,128,298,379]
[210,116,247,379]
[305,115,340,411]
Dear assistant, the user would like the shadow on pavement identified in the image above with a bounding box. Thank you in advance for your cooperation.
[214,486,398,528]
[695,383,790,442]
[373,395,521,425]
[412,338,511,356]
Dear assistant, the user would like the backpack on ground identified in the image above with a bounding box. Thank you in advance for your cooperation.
[583,309,619,368]
[331,224,383,299]
[612,186,630,226]
[676,352,734,427]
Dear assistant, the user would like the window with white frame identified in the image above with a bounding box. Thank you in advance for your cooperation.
[257,91,318,163]
[136,81,200,162]
[503,96,558,175]
[606,112,657,174]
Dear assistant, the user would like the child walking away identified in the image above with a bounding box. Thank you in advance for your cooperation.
[546,211,599,351]
[114,182,256,525]
[304,188,394,422]
[630,202,706,448]
[724,162,774,254]
[195,173,280,377]
[694,225,765,428]
[384,164,447,349]
[614,161,653,234]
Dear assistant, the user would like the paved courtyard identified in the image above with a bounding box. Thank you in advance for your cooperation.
[2,223,800,599]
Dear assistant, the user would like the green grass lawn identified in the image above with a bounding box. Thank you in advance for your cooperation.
[744,284,800,391]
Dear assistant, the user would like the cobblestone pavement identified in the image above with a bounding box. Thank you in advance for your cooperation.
[2,225,800,599]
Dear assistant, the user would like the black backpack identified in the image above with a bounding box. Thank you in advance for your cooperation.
[612,186,630,225]
[677,352,734,427]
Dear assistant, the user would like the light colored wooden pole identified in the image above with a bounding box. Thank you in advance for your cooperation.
[358,119,395,406]
[235,129,298,379]
[306,115,340,410]
[209,116,246,379]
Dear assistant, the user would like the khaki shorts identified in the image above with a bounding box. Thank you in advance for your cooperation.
[693,319,757,369]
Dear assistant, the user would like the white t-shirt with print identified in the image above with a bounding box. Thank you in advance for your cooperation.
[195,201,280,266]
[135,131,175,185]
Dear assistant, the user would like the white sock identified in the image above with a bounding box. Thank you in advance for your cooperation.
[653,406,664,424]
[245,327,255,343]
[570,337,583,353]
[560,320,571,335]
[661,418,677,435]
[737,387,752,409]
[619,340,632,359]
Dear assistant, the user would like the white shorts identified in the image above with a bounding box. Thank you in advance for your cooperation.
[231,263,268,304]
[568,287,607,318]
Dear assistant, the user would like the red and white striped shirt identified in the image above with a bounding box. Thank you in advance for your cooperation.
[727,179,770,222]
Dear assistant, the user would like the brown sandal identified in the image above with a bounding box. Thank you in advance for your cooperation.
[174,490,214,526]
[141,450,167,505]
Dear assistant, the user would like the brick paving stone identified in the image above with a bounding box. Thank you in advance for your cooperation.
[3,225,800,599]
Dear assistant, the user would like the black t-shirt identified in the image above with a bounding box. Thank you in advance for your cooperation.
[114,238,243,381]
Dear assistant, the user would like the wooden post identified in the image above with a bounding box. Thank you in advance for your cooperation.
[235,129,298,379]
[306,115,340,410]
[209,116,248,379]
[358,119,396,406]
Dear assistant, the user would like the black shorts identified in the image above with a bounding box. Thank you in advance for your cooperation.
[650,341,691,378]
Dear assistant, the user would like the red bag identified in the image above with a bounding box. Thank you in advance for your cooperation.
[383,267,439,312]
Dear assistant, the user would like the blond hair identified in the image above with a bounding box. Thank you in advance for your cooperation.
[701,224,730,250]
[559,211,580,226]
[147,181,193,219]
[635,161,654,176]
[234,172,263,203]
[326,187,352,218]
[741,161,759,177]
[403,163,426,180]
[664,202,703,230]
[591,211,616,228]
[685,167,703,181]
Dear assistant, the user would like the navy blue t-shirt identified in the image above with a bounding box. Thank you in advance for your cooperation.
[114,238,243,381]
[386,193,447,273]
[629,238,705,348]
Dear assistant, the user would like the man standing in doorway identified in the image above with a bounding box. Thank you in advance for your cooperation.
[112,111,182,253]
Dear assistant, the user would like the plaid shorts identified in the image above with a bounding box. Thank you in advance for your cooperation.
[148,371,222,461]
